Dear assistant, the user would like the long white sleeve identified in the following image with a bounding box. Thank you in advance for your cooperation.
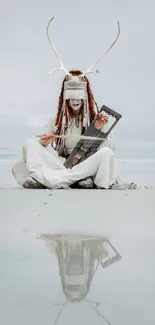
[40,117,116,152]
[99,130,116,151]
[42,118,56,134]
[97,122,116,152]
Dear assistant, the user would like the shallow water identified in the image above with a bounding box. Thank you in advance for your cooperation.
[0,188,155,325]
[0,154,155,324]
[1,233,155,325]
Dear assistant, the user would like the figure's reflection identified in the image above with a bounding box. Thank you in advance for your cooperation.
[37,234,122,325]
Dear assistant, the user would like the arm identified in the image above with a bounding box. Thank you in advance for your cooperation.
[98,130,116,152]
[42,117,56,134]
[99,123,116,151]
[94,115,116,152]
[38,117,57,147]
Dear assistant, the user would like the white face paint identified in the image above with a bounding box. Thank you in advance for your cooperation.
[69,99,83,111]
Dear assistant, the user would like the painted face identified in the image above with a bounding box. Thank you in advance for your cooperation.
[69,99,83,111]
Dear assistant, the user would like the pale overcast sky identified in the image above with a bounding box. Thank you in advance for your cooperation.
[0,0,155,158]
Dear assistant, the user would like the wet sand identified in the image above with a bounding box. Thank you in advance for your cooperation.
[0,187,155,237]
[0,188,155,325]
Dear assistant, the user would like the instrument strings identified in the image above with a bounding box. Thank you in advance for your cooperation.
[80,127,105,152]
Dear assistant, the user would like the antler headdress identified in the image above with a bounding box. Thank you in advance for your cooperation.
[46,17,120,152]
[46,16,120,76]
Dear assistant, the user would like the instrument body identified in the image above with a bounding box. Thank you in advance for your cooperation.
[64,105,122,169]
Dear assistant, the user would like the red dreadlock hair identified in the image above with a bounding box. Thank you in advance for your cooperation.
[54,70,99,132]
[53,70,99,151]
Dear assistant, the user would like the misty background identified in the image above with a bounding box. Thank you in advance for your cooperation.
[0,0,155,159]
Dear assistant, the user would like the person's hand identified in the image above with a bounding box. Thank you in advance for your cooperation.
[39,133,55,147]
[94,112,109,130]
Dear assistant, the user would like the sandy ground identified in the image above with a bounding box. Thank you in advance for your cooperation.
[0,188,155,325]
[0,188,155,236]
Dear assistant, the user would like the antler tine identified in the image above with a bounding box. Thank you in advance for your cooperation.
[46,16,71,75]
[81,21,120,76]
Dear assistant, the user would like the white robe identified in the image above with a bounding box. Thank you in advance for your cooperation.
[12,118,118,189]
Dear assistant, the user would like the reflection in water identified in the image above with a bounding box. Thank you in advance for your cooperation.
[37,234,122,325]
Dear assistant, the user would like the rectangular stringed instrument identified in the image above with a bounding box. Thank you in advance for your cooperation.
[64,105,122,169]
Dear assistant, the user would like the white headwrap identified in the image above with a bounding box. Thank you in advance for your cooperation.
[61,76,97,132]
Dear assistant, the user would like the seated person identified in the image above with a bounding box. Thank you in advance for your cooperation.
[12,70,136,190]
